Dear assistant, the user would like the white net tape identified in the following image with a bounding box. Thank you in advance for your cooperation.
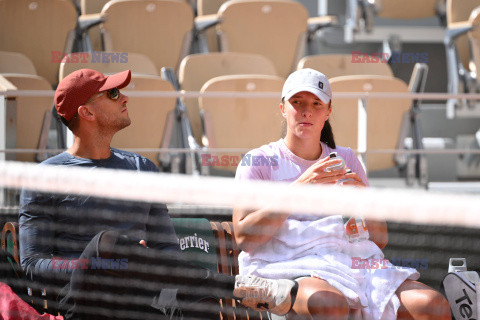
[6,89,480,99]
[1,160,479,227]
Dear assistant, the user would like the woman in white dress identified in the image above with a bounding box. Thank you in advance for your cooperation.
[233,69,451,320]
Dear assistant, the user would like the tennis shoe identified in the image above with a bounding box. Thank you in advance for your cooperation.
[233,275,295,315]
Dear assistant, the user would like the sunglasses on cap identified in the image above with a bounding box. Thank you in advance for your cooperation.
[86,87,121,104]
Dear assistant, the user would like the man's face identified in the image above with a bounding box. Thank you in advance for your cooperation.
[88,88,131,133]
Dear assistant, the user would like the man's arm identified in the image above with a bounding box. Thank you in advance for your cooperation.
[19,189,74,282]
[145,203,180,252]
[140,159,180,252]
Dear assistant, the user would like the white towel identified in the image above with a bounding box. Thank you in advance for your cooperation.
[239,215,419,319]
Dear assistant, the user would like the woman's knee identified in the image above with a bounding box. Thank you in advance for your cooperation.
[292,278,349,319]
[397,281,451,320]
[419,290,451,319]
[307,290,349,318]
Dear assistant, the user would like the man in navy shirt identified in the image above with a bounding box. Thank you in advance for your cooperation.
[19,69,296,320]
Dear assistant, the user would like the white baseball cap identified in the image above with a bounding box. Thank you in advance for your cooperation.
[281,68,332,103]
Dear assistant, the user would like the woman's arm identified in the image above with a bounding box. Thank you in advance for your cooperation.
[233,206,290,253]
[365,219,388,249]
[340,149,388,248]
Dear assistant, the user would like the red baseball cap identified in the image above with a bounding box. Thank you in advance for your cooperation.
[54,69,132,122]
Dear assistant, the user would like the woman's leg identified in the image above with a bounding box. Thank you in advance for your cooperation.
[396,279,451,320]
[287,277,349,320]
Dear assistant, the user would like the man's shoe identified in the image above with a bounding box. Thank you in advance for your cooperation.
[233,275,295,315]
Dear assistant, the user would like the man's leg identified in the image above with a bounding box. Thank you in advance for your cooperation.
[61,230,296,319]
[59,231,168,320]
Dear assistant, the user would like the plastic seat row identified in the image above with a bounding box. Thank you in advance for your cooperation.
[0,49,427,185]
[0,0,338,90]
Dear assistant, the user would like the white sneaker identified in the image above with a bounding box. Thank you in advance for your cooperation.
[233,275,295,315]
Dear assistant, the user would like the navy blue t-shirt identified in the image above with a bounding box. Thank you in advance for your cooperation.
[19,148,180,282]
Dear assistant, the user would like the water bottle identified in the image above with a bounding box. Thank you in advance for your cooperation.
[345,216,370,242]
[325,152,345,172]
[325,152,353,184]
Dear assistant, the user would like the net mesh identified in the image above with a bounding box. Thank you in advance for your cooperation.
[0,160,479,319]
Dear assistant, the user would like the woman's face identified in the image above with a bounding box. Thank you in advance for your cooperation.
[280,91,332,141]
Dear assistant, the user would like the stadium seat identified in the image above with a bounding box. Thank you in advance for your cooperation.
[446,0,480,70]
[100,0,194,74]
[59,52,159,80]
[0,74,53,163]
[357,0,445,33]
[178,52,278,145]
[195,0,226,52]
[214,0,308,78]
[468,7,480,89]
[80,0,195,52]
[195,0,337,55]
[297,54,394,79]
[329,75,412,172]
[0,52,37,76]
[198,74,284,175]
[80,0,113,51]
[374,0,441,19]
[0,0,78,86]
[444,0,480,117]
[197,0,225,16]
